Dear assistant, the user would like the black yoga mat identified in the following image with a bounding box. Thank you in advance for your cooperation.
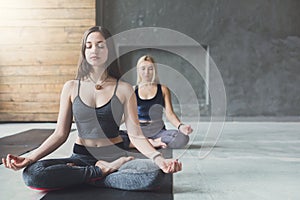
[0,129,56,164]
[42,174,173,200]
[41,149,173,200]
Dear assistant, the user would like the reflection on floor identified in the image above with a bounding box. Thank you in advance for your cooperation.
[0,122,299,200]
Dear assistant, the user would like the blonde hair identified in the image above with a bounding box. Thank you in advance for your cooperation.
[136,55,160,84]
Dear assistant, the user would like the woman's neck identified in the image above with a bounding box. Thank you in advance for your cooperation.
[90,67,107,82]
[139,81,156,87]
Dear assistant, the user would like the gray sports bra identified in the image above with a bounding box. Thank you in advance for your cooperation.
[72,80,124,139]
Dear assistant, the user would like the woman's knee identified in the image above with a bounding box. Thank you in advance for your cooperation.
[22,162,45,188]
[167,133,189,149]
[104,159,165,190]
[22,160,61,189]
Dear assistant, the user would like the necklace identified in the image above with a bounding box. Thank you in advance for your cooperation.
[88,75,108,90]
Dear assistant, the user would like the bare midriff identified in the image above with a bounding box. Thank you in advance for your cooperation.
[75,135,123,147]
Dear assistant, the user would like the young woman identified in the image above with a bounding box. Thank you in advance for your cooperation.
[121,55,193,149]
[2,26,181,191]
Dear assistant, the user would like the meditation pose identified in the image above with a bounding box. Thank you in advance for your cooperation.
[121,55,193,149]
[2,26,181,191]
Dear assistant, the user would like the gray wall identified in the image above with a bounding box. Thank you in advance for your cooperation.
[97,0,300,117]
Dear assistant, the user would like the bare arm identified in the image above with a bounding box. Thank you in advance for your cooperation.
[28,81,74,161]
[162,85,193,135]
[122,83,181,173]
[2,81,74,170]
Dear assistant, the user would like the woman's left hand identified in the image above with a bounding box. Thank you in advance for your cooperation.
[154,157,182,173]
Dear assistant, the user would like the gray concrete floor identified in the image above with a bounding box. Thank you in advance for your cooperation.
[0,122,299,200]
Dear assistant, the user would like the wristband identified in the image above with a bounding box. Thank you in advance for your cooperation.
[177,123,184,130]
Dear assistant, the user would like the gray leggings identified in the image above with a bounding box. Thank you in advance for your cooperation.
[22,143,164,191]
[120,128,189,149]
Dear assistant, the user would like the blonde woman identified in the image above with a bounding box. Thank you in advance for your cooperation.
[121,55,193,149]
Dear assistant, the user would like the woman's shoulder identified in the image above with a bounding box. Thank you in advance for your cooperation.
[159,84,169,92]
[117,80,135,92]
[59,80,78,98]
[64,80,78,88]
[115,80,135,103]
[63,80,77,89]
[159,84,171,98]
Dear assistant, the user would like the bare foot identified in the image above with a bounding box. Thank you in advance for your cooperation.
[95,156,134,176]
[148,138,167,148]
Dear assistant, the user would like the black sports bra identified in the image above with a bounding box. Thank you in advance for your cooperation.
[135,84,165,121]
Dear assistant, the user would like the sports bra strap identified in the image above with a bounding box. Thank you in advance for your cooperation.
[113,79,119,95]
[77,79,81,97]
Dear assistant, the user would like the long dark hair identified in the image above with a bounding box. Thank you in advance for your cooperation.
[75,26,121,80]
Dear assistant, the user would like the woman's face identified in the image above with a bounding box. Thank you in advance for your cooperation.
[138,60,155,82]
[85,31,108,67]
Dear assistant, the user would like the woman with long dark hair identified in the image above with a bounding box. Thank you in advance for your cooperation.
[2,26,181,191]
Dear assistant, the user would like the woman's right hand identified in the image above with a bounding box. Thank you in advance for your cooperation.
[2,154,33,171]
